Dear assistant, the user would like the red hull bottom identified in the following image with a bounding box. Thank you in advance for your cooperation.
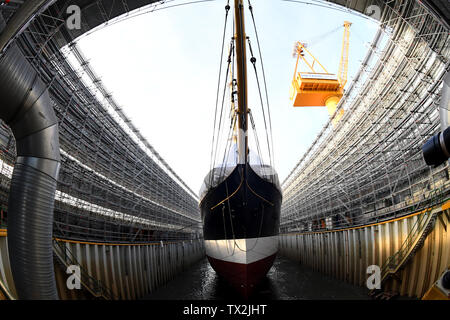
[206,253,277,298]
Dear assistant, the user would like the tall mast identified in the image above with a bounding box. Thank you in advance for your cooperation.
[234,0,248,165]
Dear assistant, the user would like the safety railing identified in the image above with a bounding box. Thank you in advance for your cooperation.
[378,186,443,287]
[52,239,117,300]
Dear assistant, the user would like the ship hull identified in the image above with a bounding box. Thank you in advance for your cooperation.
[200,164,281,297]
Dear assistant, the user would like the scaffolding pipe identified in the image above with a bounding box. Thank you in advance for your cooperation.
[0,7,60,299]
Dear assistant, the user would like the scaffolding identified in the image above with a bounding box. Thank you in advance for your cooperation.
[281,0,450,233]
[0,0,449,241]
[0,1,202,242]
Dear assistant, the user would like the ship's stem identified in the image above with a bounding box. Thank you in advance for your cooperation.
[234,0,248,165]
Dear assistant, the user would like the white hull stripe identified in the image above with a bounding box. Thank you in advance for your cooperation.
[204,236,278,265]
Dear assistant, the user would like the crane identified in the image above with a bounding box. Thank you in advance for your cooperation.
[290,21,352,125]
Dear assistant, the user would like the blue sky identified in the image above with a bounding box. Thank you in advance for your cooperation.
[77,0,379,194]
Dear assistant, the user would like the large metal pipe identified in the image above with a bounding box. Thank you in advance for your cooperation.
[0,9,60,299]
[439,72,450,133]
[423,72,450,167]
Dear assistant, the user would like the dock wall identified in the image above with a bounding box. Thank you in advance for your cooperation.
[0,232,205,300]
[279,207,449,299]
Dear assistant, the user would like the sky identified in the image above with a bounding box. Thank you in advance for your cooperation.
[76,0,379,195]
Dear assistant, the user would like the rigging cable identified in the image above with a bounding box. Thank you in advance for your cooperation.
[209,2,231,185]
[211,40,234,184]
[247,37,271,171]
[218,36,239,180]
[210,164,243,210]
[234,203,266,252]
[224,178,237,255]
[218,112,237,179]
[248,111,274,207]
[247,1,275,169]
[248,109,265,173]
[217,18,237,181]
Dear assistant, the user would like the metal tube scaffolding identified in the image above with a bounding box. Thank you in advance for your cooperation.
[281,0,450,233]
[0,0,202,243]
[0,0,449,241]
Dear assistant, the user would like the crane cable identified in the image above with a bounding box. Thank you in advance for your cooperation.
[304,25,342,48]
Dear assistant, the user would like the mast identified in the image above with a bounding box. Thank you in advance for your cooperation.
[234,0,248,165]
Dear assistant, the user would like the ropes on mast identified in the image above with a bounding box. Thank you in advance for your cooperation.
[208,0,277,188]
[247,0,275,169]
[209,1,231,185]
[247,37,272,170]
[211,40,234,181]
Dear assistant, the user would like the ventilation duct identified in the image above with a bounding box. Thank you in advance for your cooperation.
[0,4,60,299]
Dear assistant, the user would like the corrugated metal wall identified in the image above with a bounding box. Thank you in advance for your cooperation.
[279,207,449,299]
[3,208,448,300]
[0,232,205,300]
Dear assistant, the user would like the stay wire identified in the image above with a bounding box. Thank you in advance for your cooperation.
[218,27,238,180]
[212,40,234,183]
[210,1,231,184]
[247,0,275,168]
[248,110,265,171]
[216,17,236,181]
[217,15,236,181]
[219,113,237,179]
[247,37,272,170]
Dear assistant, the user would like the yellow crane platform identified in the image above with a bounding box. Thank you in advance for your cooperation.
[290,72,343,107]
[290,21,352,125]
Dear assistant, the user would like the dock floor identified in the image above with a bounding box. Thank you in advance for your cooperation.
[143,256,392,300]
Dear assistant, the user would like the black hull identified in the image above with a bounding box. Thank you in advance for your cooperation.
[200,164,281,241]
[200,164,281,296]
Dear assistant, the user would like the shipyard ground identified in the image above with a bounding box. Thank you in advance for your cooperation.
[0,0,448,304]
[144,255,406,300]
